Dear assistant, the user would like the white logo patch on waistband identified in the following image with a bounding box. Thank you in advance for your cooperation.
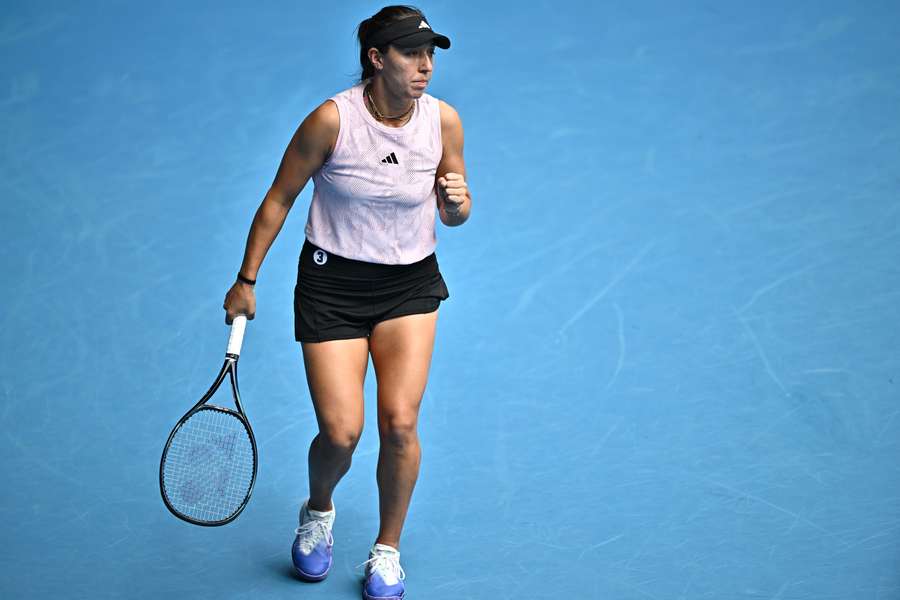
[313,249,328,265]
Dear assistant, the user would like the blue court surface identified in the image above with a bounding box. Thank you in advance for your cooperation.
[2,1,899,598]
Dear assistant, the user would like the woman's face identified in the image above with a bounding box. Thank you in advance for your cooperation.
[376,43,435,98]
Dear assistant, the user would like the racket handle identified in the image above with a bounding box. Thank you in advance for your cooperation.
[227,315,248,357]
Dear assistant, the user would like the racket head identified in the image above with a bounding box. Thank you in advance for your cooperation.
[160,404,258,526]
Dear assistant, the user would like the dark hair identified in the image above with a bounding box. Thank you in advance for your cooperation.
[356,5,426,82]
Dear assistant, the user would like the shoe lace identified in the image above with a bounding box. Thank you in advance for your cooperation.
[356,552,406,582]
[294,519,333,555]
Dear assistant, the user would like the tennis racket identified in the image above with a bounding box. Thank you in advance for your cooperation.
[159,315,258,526]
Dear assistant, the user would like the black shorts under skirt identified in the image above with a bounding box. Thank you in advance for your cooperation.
[294,238,450,343]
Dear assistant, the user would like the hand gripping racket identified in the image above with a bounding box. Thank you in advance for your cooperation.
[159,315,258,526]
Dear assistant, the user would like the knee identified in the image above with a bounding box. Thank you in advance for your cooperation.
[379,416,418,448]
[319,427,362,455]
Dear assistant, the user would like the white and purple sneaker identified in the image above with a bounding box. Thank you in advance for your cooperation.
[291,499,335,582]
[358,543,406,599]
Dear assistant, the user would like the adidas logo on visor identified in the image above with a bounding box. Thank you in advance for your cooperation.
[419,20,430,29]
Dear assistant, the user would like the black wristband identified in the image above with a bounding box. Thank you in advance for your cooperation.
[237,273,256,286]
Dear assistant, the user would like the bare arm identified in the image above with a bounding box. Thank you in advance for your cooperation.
[435,100,472,227]
[223,100,338,323]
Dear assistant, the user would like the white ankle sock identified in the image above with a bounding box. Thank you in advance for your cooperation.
[372,542,399,555]
[307,506,334,518]
[304,500,335,522]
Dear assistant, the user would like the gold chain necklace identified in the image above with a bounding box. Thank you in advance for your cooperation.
[365,83,415,123]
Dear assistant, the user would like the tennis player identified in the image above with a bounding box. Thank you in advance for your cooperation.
[222,5,469,598]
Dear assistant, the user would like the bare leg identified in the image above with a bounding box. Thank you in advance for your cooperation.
[368,311,439,549]
[300,337,369,512]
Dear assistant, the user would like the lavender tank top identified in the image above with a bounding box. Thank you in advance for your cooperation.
[303,80,443,265]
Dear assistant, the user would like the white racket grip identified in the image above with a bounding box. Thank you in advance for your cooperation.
[226,315,247,357]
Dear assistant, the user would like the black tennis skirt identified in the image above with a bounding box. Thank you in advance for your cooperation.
[294,238,450,343]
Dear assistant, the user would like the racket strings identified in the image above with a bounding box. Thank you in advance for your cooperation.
[162,407,255,523]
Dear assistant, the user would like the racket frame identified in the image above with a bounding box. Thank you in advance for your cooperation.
[159,343,258,526]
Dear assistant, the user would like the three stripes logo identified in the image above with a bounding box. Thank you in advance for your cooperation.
[381,152,399,165]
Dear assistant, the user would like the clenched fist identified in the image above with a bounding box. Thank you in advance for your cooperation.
[437,172,467,216]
